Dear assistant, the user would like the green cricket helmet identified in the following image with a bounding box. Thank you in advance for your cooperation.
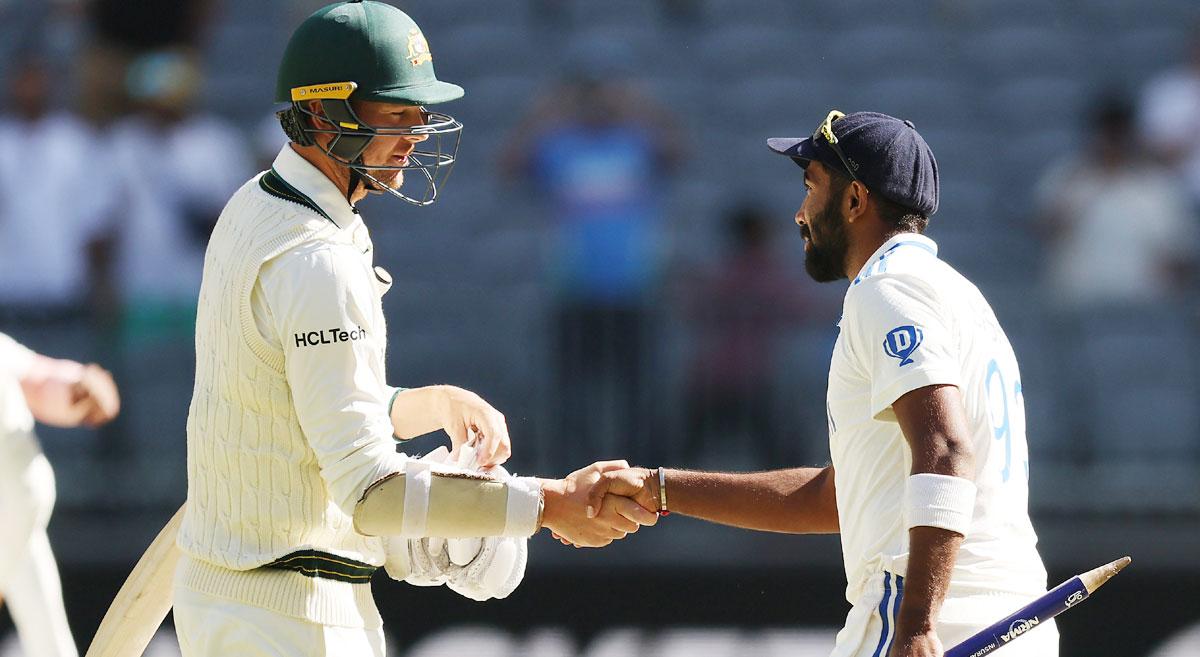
[275,0,463,206]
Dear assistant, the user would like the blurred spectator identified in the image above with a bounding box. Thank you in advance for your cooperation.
[500,66,683,459]
[0,53,117,317]
[0,2,87,69]
[96,51,250,459]
[78,0,214,123]
[0,333,120,657]
[104,51,252,339]
[681,205,810,466]
[89,0,211,50]
[1139,22,1200,209]
[1034,94,1197,310]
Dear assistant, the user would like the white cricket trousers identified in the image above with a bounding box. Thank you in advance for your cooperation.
[0,441,78,657]
[831,571,1060,657]
[173,586,386,657]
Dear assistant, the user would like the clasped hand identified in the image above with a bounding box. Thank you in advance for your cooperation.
[541,463,659,548]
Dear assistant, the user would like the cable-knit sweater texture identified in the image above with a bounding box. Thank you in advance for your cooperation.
[177,172,391,628]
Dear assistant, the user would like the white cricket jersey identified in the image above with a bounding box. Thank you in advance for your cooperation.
[177,146,541,628]
[177,147,405,628]
[0,333,36,440]
[0,333,44,510]
[826,233,1048,604]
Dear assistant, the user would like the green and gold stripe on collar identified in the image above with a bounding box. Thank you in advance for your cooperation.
[263,549,377,583]
[259,168,335,225]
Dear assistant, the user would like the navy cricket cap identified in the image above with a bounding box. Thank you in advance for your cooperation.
[767,111,939,216]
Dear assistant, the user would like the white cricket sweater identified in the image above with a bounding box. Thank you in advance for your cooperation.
[176,147,409,628]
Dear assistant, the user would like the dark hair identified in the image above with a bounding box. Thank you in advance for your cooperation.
[827,169,929,234]
[876,194,929,233]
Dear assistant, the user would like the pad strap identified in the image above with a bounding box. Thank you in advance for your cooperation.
[401,460,433,537]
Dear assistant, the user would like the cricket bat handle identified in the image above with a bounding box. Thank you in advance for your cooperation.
[945,556,1130,657]
[85,504,186,657]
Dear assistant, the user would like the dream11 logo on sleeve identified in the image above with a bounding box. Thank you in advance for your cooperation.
[883,325,923,366]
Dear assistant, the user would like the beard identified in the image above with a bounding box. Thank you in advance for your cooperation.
[803,202,850,283]
[358,167,404,195]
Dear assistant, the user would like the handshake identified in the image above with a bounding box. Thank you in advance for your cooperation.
[538,462,661,548]
[424,388,662,549]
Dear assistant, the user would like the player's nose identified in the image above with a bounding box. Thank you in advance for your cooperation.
[395,137,421,157]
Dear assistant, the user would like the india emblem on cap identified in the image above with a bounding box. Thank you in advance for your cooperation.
[407,28,432,66]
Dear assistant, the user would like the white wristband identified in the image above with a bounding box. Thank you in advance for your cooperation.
[503,477,542,537]
[905,473,977,536]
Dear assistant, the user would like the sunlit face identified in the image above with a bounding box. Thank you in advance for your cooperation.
[795,161,851,282]
[352,101,429,190]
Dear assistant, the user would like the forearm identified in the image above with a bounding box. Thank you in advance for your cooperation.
[664,466,839,534]
[388,385,448,440]
[354,464,541,538]
[890,385,977,652]
[893,526,962,644]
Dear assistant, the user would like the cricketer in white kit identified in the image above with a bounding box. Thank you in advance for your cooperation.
[584,111,1058,657]
[173,3,655,656]
[824,230,1058,657]
[0,333,120,657]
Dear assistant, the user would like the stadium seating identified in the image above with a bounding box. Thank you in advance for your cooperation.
[188,0,1200,512]
[2,0,1194,516]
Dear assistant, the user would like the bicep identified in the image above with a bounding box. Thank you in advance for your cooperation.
[892,384,974,477]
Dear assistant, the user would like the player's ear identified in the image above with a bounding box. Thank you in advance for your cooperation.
[854,180,869,208]
[845,180,867,221]
[305,100,332,129]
